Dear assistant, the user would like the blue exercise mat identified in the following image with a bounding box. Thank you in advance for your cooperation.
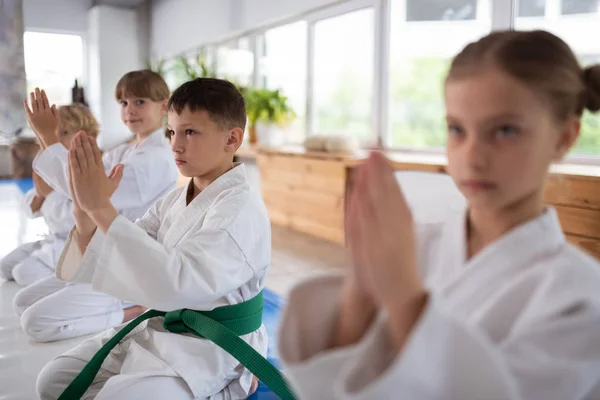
[248,288,286,399]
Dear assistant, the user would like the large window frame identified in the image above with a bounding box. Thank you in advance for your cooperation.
[162,0,600,165]
[23,29,87,107]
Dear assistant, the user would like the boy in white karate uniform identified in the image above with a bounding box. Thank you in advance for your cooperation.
[0,104,99,286]
[14,70,178,342]
[36,78,276,400]
[278,30,600,399]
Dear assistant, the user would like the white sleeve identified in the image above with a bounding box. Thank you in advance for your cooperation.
[21,189,41,218]
[55,196,163,283]
[32,143,71,198]
[278,275,368,400]
[54,198,162,282]
[57,215,257,311]
[333,301,519,400]
[109,148,174,212]
[39,191,74,235]
[280,278,600,400]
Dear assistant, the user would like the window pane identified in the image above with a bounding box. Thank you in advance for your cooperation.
[217,38,254,87]
[407,0,477,21]
[313,8,374,141]
[515,2,600,155]
[518,0,546,17]
[165,47,216,90]
[260,21,308,143]
[388,0,491,148]
[562,0,599,15]
[23,32,83,106]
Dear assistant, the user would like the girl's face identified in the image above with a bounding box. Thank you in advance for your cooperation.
[444,68,580,212]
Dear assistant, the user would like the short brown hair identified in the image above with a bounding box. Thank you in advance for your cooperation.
[59,103,100,138]
[114,70,170,102]
[167,78,246,131]
[447,30,600,121]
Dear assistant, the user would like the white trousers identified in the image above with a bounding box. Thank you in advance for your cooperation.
[37,355,195,400]
[13,275,125,342]
[37,341,239,400]
[0,241,54,286]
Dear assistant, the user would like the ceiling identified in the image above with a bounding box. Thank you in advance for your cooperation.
[93,0,148,7]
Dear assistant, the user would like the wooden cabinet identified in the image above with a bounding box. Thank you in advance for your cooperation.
[543,173,600,259]
[257,152,347,245]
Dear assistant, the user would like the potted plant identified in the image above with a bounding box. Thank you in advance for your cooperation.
[244,88,295,146]
[173,52,216,83]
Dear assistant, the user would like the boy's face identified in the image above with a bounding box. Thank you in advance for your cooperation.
[167,107,242,178]
[119,97,166,136]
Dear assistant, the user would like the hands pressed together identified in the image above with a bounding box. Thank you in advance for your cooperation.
[24,89,124,241]
[67,131,123,239]
[334,152,429,352]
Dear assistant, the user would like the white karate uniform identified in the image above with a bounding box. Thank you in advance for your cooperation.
[13,128,178,342]
[0,188,74,286]
[37,164,271,400]
[278,207,600,400]
[33,128,177,221]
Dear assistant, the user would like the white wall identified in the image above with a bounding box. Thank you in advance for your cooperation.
[150,0,343,59]
[150,0,232,59]
[240,0,341,29]
[87,5,144,150]
[23,0,92,33]
[395,171,466,224]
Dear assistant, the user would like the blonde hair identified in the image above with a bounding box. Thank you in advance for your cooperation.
[114,70,170,102]
[59,104,100,138]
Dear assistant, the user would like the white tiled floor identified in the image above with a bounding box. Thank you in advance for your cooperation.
[0,181,345,399]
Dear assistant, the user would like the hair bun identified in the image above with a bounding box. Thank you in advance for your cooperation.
[584,65,600,112]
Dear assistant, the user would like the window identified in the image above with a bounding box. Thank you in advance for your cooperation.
[23,32,83,106]
[158,0,600,160]
[388,0,492,148]
[562,0,599,15]
[515,0,600,155]
[217,38,255,87]
[165,47,216,90]
[407,0,478,21]
[313,8,375,141]
[259,21,308,143]
[518,0,546,17]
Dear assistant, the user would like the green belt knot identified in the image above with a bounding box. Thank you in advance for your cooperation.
[163,309,190,334]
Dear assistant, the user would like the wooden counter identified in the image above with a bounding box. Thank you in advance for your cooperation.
[252,145,600,260]
[256,147,348,244]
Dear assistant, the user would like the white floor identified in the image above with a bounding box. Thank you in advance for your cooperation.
[0,181,345,399]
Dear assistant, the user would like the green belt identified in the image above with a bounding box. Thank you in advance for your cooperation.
[57,291,296,400]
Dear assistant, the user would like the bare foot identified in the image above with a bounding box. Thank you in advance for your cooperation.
[122,305,147,323]
[249,376,259,395]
